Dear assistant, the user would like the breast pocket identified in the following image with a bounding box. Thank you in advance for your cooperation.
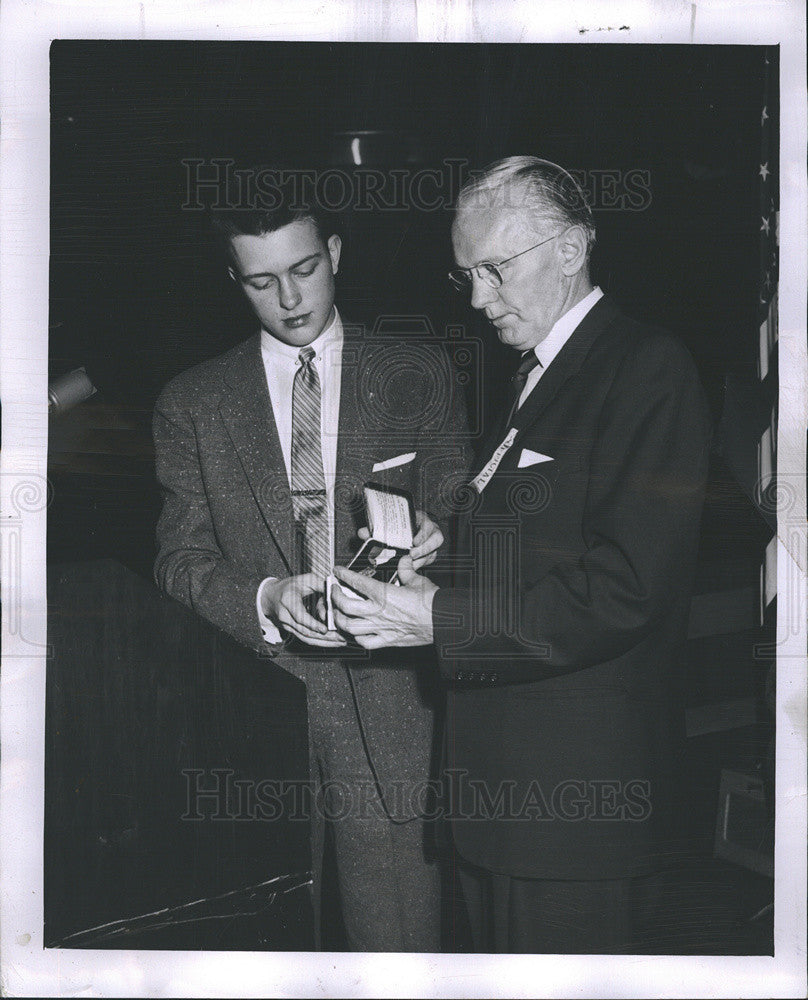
[371,451,417,474]
[493,456,582,518]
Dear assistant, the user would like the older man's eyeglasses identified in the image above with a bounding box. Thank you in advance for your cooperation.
[447,231,563,292]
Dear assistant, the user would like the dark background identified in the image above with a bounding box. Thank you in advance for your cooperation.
[48,41,774,570]
[47,41,776,952]
[50,42,767,387]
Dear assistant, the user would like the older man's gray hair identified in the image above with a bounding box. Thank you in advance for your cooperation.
[455,155,596,259]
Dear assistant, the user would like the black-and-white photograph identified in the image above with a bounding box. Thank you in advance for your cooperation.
[45,34,780,951]
[2,3,806,997]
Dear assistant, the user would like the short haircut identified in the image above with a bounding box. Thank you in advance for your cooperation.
[209,199,335,262]
[455,156,596,257]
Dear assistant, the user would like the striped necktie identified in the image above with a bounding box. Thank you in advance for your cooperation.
[290,346,330,579]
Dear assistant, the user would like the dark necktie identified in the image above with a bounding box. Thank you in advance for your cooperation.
[470,350,543,487]
[504,351,541,428]
[290,346,330,579]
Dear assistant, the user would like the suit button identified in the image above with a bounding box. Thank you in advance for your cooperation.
[456,670,465,680]
[490,673,498,683]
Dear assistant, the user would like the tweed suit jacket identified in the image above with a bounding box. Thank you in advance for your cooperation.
[432,294,712,878]
[153,323,471,803]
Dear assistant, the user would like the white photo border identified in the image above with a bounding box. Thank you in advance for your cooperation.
[1,1,805,997]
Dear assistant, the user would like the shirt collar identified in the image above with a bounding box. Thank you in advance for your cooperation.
[260,306,343,362]
[533,286,604,370]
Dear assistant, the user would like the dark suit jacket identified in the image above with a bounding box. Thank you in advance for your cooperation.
[432,295,711,878]
[153,324,471,807]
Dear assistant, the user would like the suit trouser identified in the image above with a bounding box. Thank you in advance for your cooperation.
[303,664,441,952]
[456,861,663,954]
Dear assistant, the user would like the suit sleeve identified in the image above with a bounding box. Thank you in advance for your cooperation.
[153,384,282,655]
[432,336,711,681]
[412,346,474,583]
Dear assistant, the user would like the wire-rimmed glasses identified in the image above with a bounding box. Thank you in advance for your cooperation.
[448,230,563,292]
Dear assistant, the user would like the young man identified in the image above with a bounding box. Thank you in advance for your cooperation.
[153,198,470,950]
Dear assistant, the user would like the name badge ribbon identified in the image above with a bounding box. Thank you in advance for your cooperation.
[471,427,518,494]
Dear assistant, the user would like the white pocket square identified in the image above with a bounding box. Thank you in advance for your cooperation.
[372,452,416,472]
[518,448,554,468]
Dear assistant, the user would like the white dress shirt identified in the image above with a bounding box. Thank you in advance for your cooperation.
[472,288,605,497]
[518,286,604,408]
[256,307,343,641]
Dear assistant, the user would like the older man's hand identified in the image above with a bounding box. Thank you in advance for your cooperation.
[330,557,437,649]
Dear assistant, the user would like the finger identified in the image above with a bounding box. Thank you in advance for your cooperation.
[280,609,345,644]
[291,630,347,648]
[332,609,385,636]
[279,605,330,639]
[287,626,343,646]
[412,511,434,540]
[280,616,333,642]
[411,552,436,570]
[411,528,443,556]
[330,583,378,617]
[285,598,328,634]
[331,609,363,635]
[396,556,423,587]
[333,565,387,602]
[354,631,398,650]
[409,541,435,561]
[298,572,328,597]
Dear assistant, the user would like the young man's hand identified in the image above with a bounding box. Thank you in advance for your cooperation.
[262,574,346,647]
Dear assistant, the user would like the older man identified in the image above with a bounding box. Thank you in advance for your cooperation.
[332,156,711,953]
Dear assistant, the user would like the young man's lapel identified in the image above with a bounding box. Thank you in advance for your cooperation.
[218,334,295,572]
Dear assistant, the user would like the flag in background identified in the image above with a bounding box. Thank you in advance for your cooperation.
[758,46,779,383]
[757,45,778,623]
